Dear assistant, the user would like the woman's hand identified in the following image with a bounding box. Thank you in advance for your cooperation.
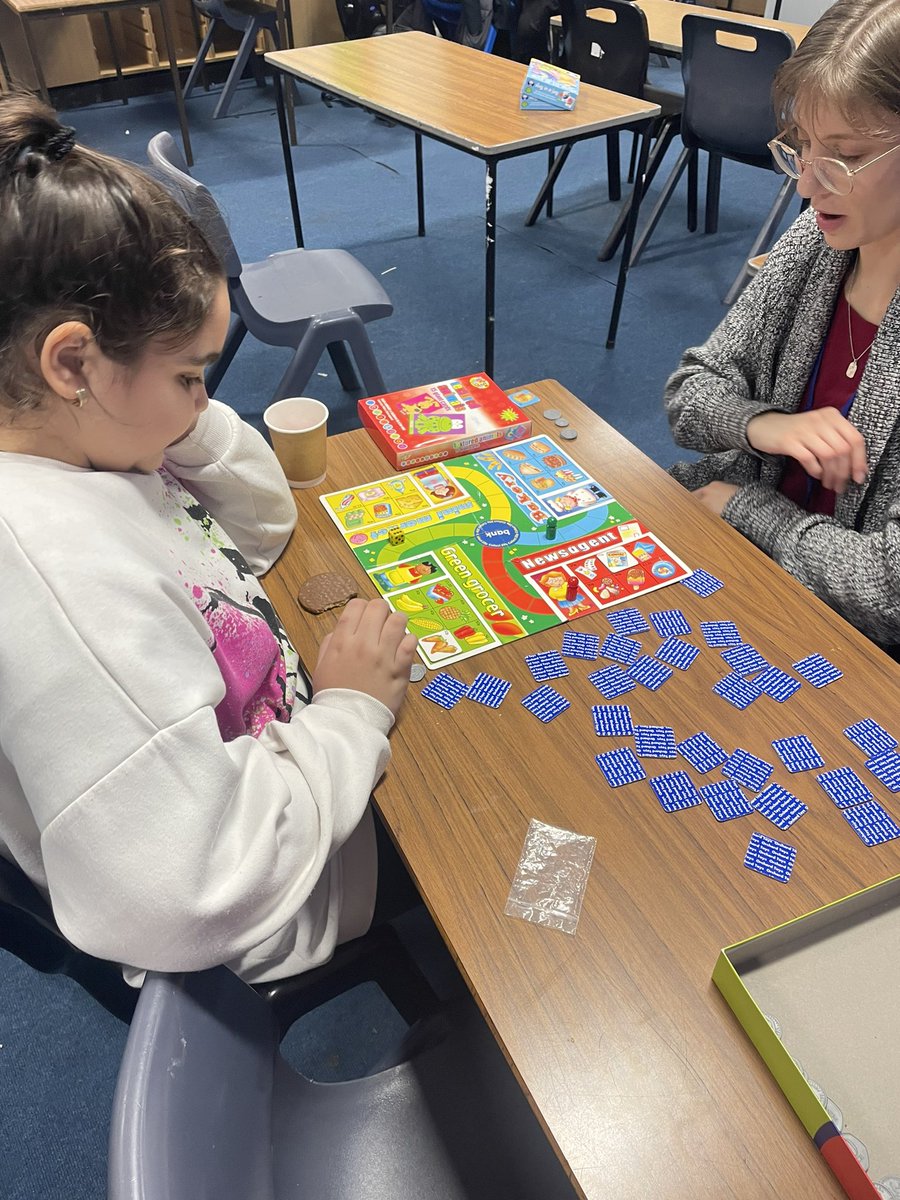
[747,410,867,495]
[693,482,739,516]
[312,598,418,717]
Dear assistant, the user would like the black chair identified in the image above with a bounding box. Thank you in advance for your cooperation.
[1,849,440,1036]
[627,13,795,267]
[108,964,579,1200]
[526,1,682,225]
[0,854,138,1023]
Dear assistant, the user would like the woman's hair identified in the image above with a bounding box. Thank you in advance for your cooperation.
[0,93,224,414]
[773,0,900,136]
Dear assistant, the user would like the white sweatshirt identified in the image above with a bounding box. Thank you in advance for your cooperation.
[0,400,391,984]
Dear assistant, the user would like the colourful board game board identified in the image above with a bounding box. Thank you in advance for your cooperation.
[320,435,691,668]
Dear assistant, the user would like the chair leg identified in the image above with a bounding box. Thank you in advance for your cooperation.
[183,17,218,101]
[275,315,386,403]
[606,131,621,203]
[206,315,248,395]
[686,149,698,232]
[627,130,639,184]
[327,341,361,391]
[213,20,259,119]
[596,115,680,263]
[629,144,692,266]
[343,323,387,397]
[705,153,722,235]
[723,176,796,305]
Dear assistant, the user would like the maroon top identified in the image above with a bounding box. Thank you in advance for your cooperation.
[777,290,877,516]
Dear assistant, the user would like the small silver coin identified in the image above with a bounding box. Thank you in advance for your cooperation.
[560,428,578,441]
[542,408,561,420]
[555,417,569,428]
[409,663,426,682]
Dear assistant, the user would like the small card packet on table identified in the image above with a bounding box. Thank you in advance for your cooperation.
[519,59,581,111]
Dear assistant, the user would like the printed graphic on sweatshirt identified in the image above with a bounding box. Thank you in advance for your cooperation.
[160,468,300,741]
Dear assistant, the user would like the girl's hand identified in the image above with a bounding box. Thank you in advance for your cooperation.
[693,482,739,516]
[312,598,418,717]
[747,410,867,495]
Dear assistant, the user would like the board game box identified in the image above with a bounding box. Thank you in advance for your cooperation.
[519,58,581,111]
[321,433,690,669]
[358,374,532,470]
[713,875,900,1199]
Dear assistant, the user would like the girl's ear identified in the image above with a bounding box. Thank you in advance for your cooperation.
[39,322,96,401]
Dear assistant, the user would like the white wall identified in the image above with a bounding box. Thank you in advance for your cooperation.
[768,0,833,22]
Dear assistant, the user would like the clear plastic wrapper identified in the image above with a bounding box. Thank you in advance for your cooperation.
[504,818,596,935]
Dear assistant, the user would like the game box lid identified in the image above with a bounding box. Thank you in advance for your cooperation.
[358,374,532,469]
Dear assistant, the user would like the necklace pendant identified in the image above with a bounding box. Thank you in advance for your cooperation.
[846,360,858,380]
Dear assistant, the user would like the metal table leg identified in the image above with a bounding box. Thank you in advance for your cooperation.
[415,130,425,236]
[157,0,194,167]
[21,18,50,104]
[274,68,304,247]
[102,10,128,105]
[605,119,651,350]
[484,157,497,376]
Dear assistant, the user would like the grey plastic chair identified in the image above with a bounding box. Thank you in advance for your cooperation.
[183,0,280,121]
[108,965,578,1200]
[147,131,391,406]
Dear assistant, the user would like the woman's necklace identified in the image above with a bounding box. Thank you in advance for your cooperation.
[845,268,879,380]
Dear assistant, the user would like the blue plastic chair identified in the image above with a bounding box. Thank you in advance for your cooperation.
[147,132,392,406]
[108,964,579,1200]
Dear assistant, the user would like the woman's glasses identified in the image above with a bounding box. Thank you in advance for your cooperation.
[768,135,900,196]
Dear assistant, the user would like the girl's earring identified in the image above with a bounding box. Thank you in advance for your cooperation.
[74,387,90,408]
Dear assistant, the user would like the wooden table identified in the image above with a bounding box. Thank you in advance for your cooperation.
[551,0,809,54]
[262,379,900,1199]
[0,0,193,164]
[265,33,660,372]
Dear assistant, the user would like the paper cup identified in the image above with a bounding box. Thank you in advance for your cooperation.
[263,397,328,488]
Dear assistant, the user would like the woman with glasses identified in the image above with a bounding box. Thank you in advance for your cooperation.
[664,0,900,650]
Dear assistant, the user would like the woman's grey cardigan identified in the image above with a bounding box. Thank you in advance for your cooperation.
[664,207,900,650]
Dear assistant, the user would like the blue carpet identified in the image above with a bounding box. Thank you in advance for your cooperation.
[1,63,800,1200]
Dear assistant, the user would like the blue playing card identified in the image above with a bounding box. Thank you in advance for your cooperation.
[713,673,761,710]
[681,568,724,597]
[842,800,900,846]
[524,649,569,682]
[753,665,802,703]
[701,620,741,648]
[592,703,634,737]
[701,780,754,822]
[627,656,673,691]
[648,609,691,638]
[606,607,650,635]
[587,664,637,699]
[792,653,843,688]
[421,673,467,710]
[634,725,677,758]
[678,731,728,773]
[595,747,646,788]
[744,832,797,883]
[655,637,700,671]
[723,748,773,791]
[844,719,898,757]
[771,735,825,773]
[521,685,570,723]
[561,630,600,661]
[816,767,873,809]
[465,672,511,709]
[864,749,900,792]
[721,643,769,676]
[600,632,641,665]
[649,771,701,813]
[752,782,808,831]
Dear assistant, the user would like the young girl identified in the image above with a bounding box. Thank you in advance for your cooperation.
[665,0,900,652]
[0,94,417,985]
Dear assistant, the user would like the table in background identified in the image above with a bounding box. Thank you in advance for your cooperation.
[265,33,660,373]
[631,0,809,53]
[0,0,193,164]
[263,380,900,1199]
